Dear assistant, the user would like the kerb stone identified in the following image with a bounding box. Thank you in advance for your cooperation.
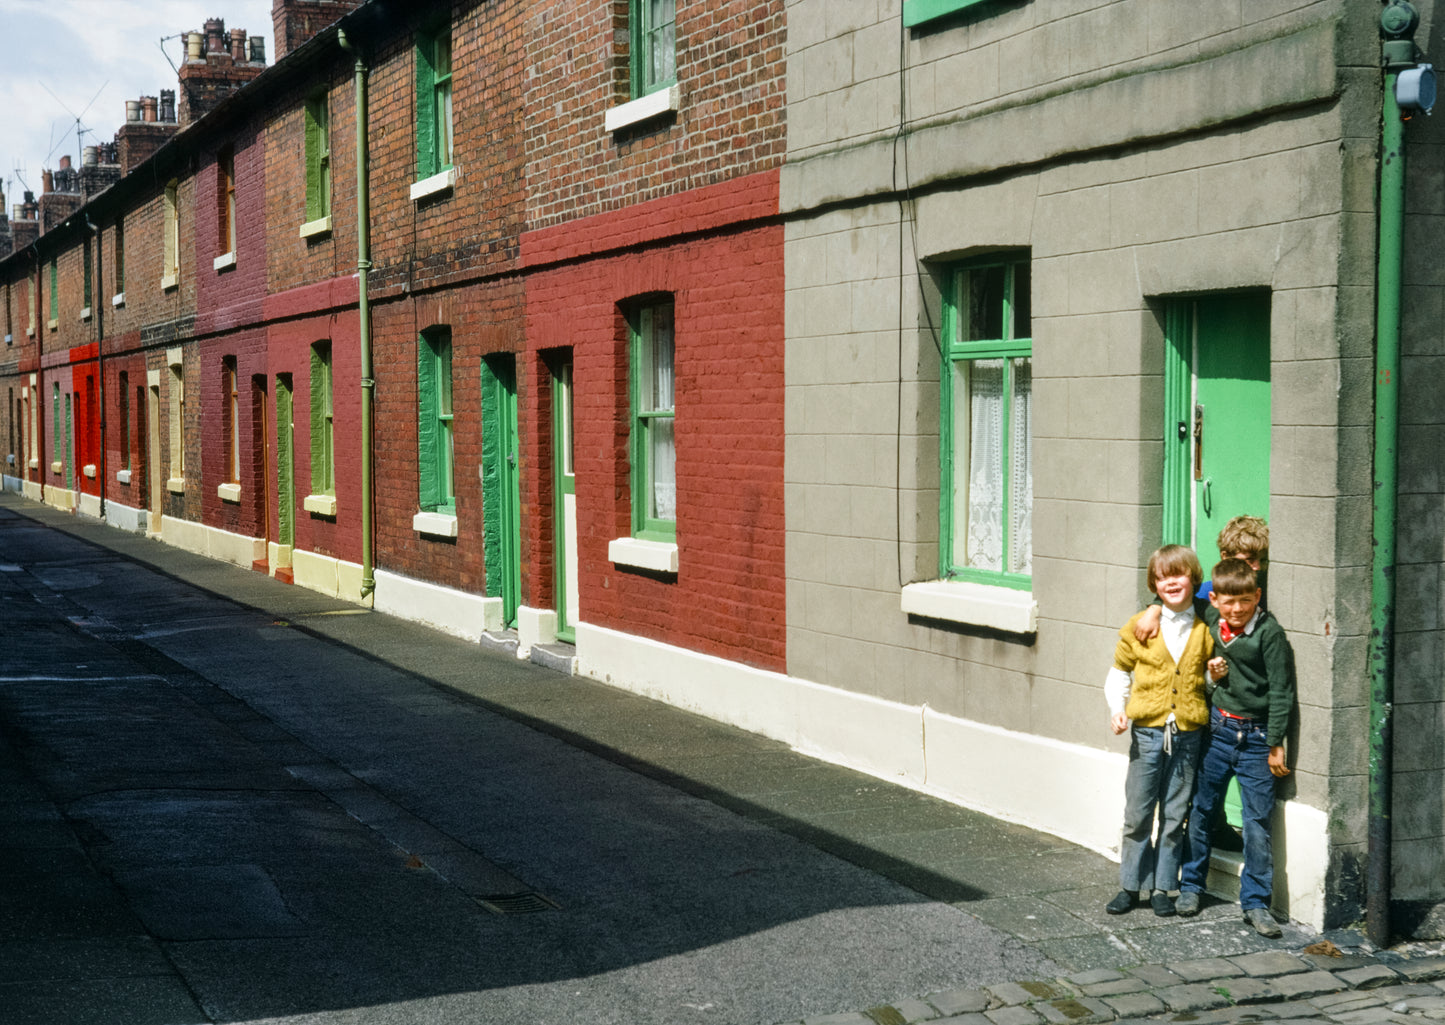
[985,1005,1044,1025]
[1229,951,1309,978]
[1220,976,1284,1004]
[990,982,1073,1006]
[1272,970,1345,999]
[1396,958,1445,984]
[1128,965,1185,987]
[1080,978,1149,998]
[1157,984,1233,1012]
[1102,992,1166,1018]
[1172,958,1249,983]
[929,989,992,1016]
[1035,997,1113,1025]
[1337,965,1401,990]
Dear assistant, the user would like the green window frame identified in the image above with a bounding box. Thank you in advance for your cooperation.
[903,0,996,29]
[310,342,334,496]
[415,25,454,179]
[51,383,60,465]
[417,327,455,514]
[940,259,1032,588]
[48,258,58,322]
[304,91,331,222]
[630,0,676,98]
[627,298,676,541]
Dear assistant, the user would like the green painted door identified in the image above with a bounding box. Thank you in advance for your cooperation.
[482,355,522,628]
[1164,292,1271,833]
[276,375,295,549]
[552,358,577,642]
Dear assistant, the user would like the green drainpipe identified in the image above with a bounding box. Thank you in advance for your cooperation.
[339,29,376,600]
[1368,0,1416,948]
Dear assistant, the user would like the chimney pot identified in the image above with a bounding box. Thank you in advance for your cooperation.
[58,154,71,170]
[42,170,53,194]
[206,18,225,54]
[83,146,98,167]
[230,27,246,61]
[125,99,141,122]
[141,95,158,122]
[160,89,176,123]
[187,31,203,60]
[249,35,265,63]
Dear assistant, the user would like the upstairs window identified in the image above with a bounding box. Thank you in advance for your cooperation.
[941,258,1033,587]
[216,148,237,266]
[304,92,331,225]
[48,258,58,326]
[627,298,676,540]
[415,25,454,180]
[631,0,676,98]
[82,238,92,311]
[225,357,240,484]
[114,216,126,296]
[162,181,180,288]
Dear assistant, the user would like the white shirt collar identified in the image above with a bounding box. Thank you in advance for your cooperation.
[1161,604,1195,624]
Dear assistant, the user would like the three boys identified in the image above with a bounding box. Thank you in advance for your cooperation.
[1107,517,1294,937]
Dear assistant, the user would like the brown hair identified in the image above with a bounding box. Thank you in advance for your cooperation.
[1216,515,1269,562]
[1211,558,1260,596]
[1147,544,1203,593]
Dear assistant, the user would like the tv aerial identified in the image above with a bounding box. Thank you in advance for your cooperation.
[40,79,109,168]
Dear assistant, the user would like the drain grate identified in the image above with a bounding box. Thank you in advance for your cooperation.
[477,892,560,915]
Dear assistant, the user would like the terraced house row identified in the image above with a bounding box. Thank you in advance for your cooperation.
[1,0,1442,940]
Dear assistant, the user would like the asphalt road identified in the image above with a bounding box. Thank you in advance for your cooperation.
[0,498,1060,1025]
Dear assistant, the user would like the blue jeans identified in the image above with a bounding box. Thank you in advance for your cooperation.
[1181,708,1277,909]
[1119,724,1202,893]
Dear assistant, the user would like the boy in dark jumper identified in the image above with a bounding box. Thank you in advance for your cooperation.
[1174,559,1294,937]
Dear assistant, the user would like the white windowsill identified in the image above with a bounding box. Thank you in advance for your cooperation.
[413,511,459,538]
[303,493,337,516]
[299,216,332,239]
[166,476,185,494]
[605,85,681,133]
[901,579,1038,634]
[47,319,58,331]
[3,334,9,345]
[116,469,132,485]
[28,458,39,469]
[80,307,92,322]
[27,328,35,338]
[218,482,241,503]
[213,252,236,272]
[161,273,178,291]
[82,464,96,479]
[112,293,126,308]
[410,166,457,202]
[608,536,679,574]
[50,461,62,474]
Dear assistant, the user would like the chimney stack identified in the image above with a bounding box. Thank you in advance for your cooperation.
[273,0,363,61]
[178,20,265,125]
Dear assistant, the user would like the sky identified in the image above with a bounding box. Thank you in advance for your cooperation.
[0,0,274,211]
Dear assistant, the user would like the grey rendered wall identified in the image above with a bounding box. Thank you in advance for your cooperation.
[782,0,1412,919]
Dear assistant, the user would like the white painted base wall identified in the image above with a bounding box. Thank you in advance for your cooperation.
[21,480,42,502]
[103,499,149,533]
[373,568,501,641]
[77,493,102,519]
[160,516,265,569]
[575,621,1331,929]
[43,486,76,512]
[292,549,372,606]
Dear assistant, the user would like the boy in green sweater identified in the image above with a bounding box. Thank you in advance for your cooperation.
[1175,559,1294,936]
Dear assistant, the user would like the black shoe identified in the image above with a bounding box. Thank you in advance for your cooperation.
[1175,890,1201,916]
[1105,890,1135,914]
[1151,891,1176,917]
[1244,907,1282,938]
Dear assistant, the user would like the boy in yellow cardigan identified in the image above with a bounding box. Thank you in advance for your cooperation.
[1104,545,1214,916]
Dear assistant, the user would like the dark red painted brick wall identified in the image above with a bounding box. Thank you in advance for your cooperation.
[523,175,785,671]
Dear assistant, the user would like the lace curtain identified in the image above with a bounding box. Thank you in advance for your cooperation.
[649,311,676,522]
[954,357,1031,574]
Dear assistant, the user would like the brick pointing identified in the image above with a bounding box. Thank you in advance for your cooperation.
[524,184,786,671]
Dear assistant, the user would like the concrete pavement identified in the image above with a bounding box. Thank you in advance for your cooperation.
[0,492,1441,1025]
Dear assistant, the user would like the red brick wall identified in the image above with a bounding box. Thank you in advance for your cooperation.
[200,330,268,539]
[195,124,266,334]
[524,0,786,230]
[103,352,151,510]
[523,176,785,670]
